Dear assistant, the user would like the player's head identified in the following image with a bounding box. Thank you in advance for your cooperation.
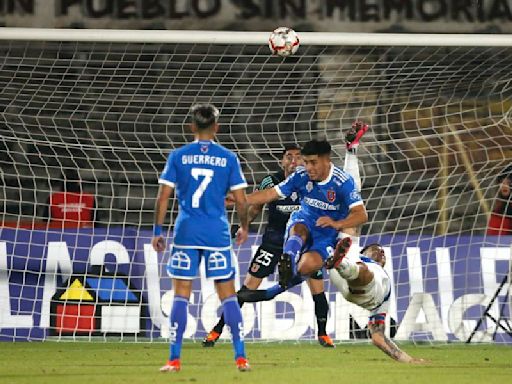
[301,139,332,181]
[281,143,303,177]
[361,243,386,267]
[190,103,220,134]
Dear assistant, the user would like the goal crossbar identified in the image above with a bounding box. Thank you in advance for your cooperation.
[0,27,511,46]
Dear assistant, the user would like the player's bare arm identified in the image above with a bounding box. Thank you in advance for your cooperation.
[246,187,280,206]
[368,322,425,364]
[316,204,368,230]
[232,188,249,245]
[152,184,174,252]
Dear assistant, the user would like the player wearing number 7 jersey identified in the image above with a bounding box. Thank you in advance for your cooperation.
[152,104,250,372]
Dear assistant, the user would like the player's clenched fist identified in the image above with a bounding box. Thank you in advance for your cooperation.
[152,236,166,252]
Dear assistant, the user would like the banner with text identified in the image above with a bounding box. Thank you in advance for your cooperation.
[1,0,512,33]
[0,227,511,342]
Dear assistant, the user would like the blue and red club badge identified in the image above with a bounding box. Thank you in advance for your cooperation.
[327,189,336,202]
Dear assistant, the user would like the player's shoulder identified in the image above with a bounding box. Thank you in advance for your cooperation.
[332,165,354,185]
[293,166,308,178]
[260,174,276,188]
[172,142,194,156]
[271,169,285,182]
[212,142,239,160]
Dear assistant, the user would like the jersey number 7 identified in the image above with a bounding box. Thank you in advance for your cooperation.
[191,167,214,208]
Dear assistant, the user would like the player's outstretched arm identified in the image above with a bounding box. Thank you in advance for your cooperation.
[232,188,249,245]
[368,322,425,364]
[152,184,174,252]
[246,187,280,206]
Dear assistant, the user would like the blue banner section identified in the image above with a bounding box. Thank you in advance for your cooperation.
[0,227,511,342]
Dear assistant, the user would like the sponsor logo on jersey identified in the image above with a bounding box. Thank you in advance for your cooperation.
[327,190,336,202]
[277,205,300,213]
[250,263,260,273]
[303,197,339,211]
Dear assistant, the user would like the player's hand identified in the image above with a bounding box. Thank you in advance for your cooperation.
[408,357,428,364]
[152,236,166,252]
[235,227,248,245]
[499,180,510,197]
[316,216,338,229]
[225,192,236,207]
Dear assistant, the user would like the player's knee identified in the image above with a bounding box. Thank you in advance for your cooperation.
[298,258,323,276]
[290,223,308,238]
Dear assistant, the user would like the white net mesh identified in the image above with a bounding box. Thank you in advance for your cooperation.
[0,32,511,342]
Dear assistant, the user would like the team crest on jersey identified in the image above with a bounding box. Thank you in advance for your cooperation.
[327,189,336,202]
[250,263,260,273]
[291,192,298,201]
[306,182,313,192]
[200,144,209,153]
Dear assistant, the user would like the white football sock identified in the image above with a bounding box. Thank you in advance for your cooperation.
[336,257,360,281]
[344,151,361,192]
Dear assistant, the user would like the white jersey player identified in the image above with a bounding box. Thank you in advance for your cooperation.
[327,241,425,363]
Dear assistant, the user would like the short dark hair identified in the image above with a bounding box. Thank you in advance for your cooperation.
[301,139,331,156]
[282,143,301,156]
[360,243,382,257]
[497,164,512,183]
[190,103,219,130]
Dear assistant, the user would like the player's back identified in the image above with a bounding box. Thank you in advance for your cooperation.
[331,256,390,311]
[160,140,246,248]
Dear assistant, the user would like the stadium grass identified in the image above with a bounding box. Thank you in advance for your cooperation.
[0,341,511,384]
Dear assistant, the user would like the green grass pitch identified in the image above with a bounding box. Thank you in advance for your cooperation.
[1,342,511,384]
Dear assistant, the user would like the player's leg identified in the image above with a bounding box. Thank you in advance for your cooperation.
[326,238,374,286]
[216,279,250,371]
[203,245,278,347]
[161,246,200,373]
[340,120,367,260]
[160,278,192,373]
[204,248,250,371]
[279,222,309,287]
[307,275,335,348]
[296,250,324,276]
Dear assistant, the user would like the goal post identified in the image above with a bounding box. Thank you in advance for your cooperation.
[0,28,511,343]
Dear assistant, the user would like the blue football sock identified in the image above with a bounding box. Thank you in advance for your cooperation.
[283,235,304,275]
[222,295,246,360]
[169,295,188,361]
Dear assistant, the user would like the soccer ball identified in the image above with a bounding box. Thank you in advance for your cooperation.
[268,27,300,57]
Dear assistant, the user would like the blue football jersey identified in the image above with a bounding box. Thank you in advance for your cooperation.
[275,164,363,239]
[159,140,247,249]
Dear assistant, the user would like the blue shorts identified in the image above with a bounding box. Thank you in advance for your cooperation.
[166,246,235,281]
[285,211,337,261]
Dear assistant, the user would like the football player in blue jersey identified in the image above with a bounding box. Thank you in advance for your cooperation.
[152,104,250,372]
[241,138,368,293]
[202,144,336,348]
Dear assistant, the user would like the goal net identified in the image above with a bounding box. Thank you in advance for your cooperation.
[0,29,511,343]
